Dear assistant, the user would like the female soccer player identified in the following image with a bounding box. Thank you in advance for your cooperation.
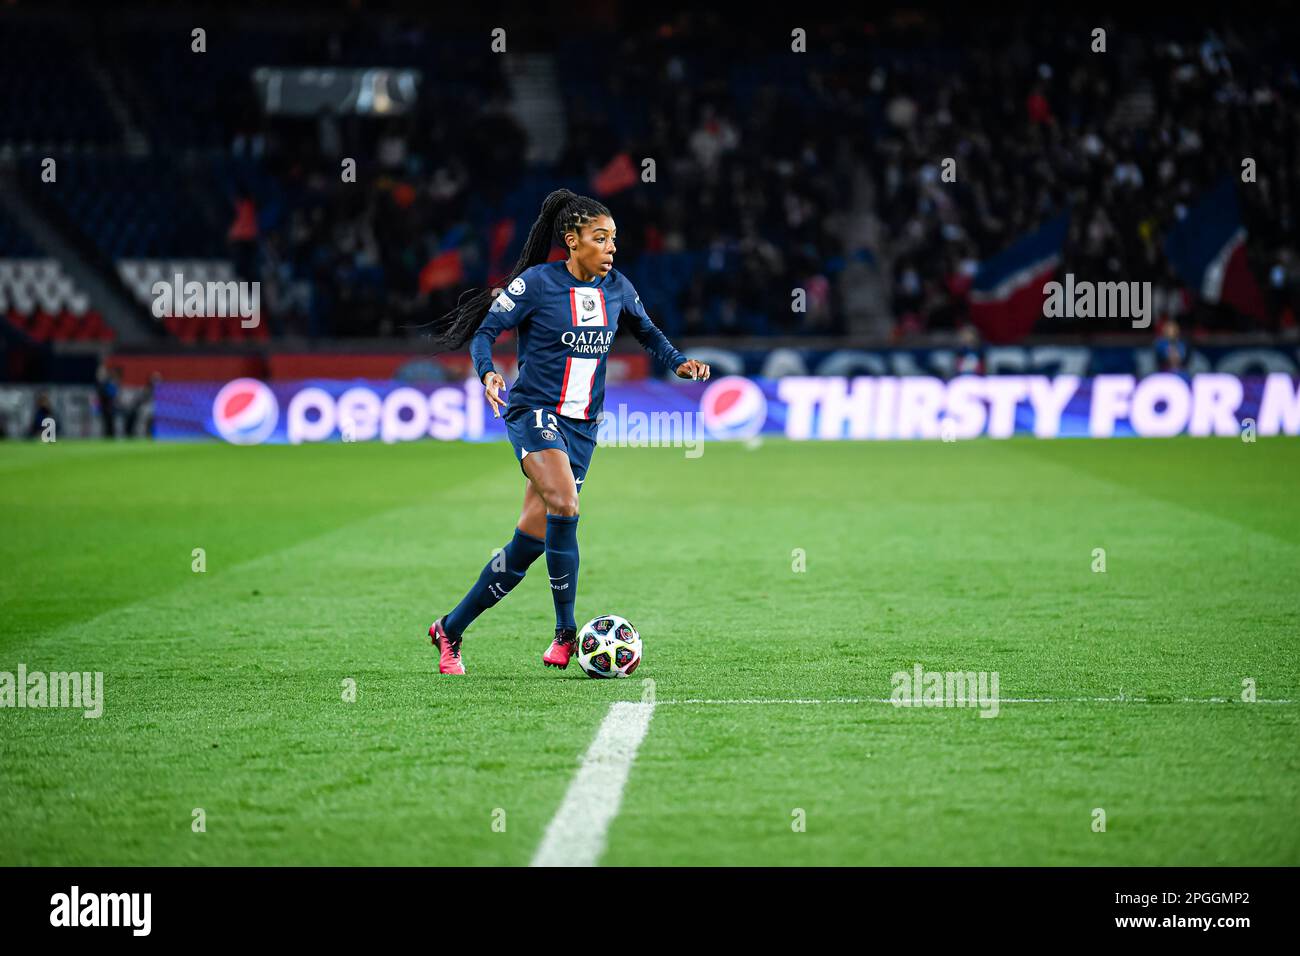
[425,189,710,674]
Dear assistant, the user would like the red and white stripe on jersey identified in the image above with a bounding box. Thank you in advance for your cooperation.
[556,356,600,419]
[569,287,608,326]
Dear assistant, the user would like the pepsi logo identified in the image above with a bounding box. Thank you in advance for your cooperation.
[212,378,279,445]
[700,376,768,440]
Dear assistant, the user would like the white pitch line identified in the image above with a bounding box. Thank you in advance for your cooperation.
[531,700,656,867]
[658,697,1294,706]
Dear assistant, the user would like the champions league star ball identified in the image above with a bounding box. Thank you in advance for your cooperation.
[576,615,643,679]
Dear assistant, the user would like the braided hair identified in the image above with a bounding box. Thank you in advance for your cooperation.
[425,189,612,352]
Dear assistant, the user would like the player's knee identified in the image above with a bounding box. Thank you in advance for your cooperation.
[548,493,579,517]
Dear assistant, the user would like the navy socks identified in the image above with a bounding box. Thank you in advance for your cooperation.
[545,514,580,631]
[445,528,546,636]
[444,516,580,637]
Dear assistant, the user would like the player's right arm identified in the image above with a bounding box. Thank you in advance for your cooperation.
[471,280,531,418]
[480,369,507,417]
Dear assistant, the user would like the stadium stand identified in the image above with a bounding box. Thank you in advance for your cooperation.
[0,8,1294,348]
[0,260,113,343]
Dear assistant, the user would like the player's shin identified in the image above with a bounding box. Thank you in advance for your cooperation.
[444,528,545,635]
[544,514,580,631]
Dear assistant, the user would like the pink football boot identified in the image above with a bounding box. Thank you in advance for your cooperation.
[542,627,578,669]
[429,617,466,675]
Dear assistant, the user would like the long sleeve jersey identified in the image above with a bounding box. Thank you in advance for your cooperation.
[471,260,688,421]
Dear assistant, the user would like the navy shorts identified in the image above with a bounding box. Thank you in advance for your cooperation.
[504,405,598,491]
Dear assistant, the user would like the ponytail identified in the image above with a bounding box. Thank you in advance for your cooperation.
[423,188,612,352]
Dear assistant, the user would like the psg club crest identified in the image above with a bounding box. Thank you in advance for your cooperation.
[570,287,608,327]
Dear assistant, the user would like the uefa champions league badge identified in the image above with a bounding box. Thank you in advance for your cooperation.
[508,276,526,296]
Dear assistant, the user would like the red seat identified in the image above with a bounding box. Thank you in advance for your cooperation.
[30,311,54,341]
[85,312,114,341]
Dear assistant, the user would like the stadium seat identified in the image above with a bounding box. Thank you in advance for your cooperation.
[0,259,115,342]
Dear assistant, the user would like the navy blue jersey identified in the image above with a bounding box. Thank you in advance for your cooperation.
[470,261,688,421]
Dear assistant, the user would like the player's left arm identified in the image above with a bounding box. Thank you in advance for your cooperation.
[622,282,710,381]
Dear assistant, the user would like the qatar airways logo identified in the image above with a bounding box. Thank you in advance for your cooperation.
[562,329,614,355]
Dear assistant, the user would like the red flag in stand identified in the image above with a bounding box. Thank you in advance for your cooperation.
[591,153,638,197]
[419,249,464,293]
[488,218,515,276]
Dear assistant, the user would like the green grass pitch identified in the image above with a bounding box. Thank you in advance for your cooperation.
[1,436,1297,865]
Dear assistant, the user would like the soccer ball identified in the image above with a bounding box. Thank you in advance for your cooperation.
[575,615,642,679]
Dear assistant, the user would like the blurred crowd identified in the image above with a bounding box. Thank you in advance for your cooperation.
[870,16,1300,337]
[210,10,1298,341]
